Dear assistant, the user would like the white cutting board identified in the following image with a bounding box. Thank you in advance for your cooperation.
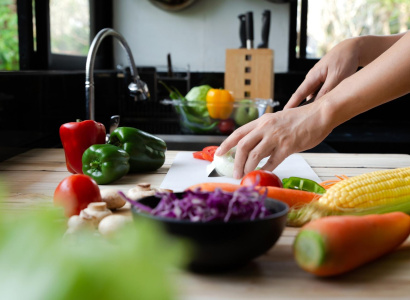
[160,152,321,192]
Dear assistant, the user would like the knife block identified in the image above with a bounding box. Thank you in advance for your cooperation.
[224,49,274,112]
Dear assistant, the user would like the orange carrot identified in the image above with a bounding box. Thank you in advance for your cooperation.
[293,212,410,277]
[319,175,349,189]
[187,182,320,208]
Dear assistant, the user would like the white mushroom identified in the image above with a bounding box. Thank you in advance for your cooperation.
[126,183,173,201]
[65,214,94,234]
[98,214,132,237]
[100,189,126,210]
[81,202,112,228]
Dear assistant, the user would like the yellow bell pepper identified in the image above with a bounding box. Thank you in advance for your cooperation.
[206,89,234,119]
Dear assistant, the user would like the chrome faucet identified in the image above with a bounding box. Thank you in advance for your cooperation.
[85,28,149,121]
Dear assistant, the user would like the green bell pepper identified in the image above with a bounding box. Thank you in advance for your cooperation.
[282,177,326,194]
[82,144,130,185]
[108,127,167,173]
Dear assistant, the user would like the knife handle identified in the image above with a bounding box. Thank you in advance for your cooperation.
[258,10,271,48]
[238,14,246,48]
[245,11,254,49]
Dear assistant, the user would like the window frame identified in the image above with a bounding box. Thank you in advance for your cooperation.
[288,0,318,72]
[17,0,113,71]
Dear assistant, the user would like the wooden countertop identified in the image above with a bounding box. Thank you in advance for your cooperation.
[1,149,410,299]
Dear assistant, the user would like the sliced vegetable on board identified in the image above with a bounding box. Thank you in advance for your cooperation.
[59,119,106,174]
[293,212,410,277]
[187,182,320,209]
[53,174,102,217]
[288,166,410,226]
[192,145,219,162]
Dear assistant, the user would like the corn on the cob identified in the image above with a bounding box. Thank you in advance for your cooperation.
[319,167,410,210]
[287,167,410,227]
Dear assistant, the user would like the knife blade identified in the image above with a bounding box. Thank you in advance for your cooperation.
[245,11,254,49]
[257,10,271,48]
[238,14,246,48]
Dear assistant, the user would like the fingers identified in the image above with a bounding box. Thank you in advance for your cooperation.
[215,120,256,156]
[260,147,290,172]
[243,139,275,175]
[284,70,325,109]
[315,74,339,100]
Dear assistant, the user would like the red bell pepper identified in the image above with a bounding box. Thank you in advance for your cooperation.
[60,120,106,174]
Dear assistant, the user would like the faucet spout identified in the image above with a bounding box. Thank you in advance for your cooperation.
[85,28,149,121]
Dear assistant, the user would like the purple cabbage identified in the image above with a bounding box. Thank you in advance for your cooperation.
[122,186,270,222]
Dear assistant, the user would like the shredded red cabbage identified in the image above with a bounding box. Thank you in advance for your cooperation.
[121,186,270,222]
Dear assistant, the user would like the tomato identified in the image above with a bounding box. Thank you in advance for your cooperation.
[218,119,236,135]
[193,151,205,160]
[240,170,283,188]
[53,174,102,217]
[202,146,218,162]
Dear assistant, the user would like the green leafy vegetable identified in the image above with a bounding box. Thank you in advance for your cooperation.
[0,205,186,300]
[185,85,212,102]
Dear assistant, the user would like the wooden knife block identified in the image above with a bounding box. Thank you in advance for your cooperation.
[224,49,274,112]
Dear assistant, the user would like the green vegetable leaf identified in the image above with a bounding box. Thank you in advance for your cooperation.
[0,205,187,300]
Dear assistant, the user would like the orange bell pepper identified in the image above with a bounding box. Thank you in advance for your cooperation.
[206,88,234,119]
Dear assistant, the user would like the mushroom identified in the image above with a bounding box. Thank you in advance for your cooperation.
[98,214,132,237]
[65,213,95,234]
[80,202,112,227]
[126,183,173,201]
[100,189,126,210]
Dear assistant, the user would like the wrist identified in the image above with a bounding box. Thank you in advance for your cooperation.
[354,36,366,67]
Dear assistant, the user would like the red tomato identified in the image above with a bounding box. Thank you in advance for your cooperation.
[218,119,236,135]
[53,174,102,217]
[240,170,283,188]
[193,151,205,160]
[202,146,218,162]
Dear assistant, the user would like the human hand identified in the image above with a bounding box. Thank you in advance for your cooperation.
[215,102,333,179]
[285,37,360,109]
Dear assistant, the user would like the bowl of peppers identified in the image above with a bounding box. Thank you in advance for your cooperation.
[161,84,278,135]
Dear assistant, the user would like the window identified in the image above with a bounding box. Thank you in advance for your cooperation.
[15,0,112,71]
[49,0,90,56]
[289,0,410,71]
[0,0,19,70]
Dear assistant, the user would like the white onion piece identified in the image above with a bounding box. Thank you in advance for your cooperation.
[213,147,236,177]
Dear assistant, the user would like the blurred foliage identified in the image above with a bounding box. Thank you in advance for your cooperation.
[0,205,187,300]
[49,0,90,56]
[307,0,410,58]
[0,0,19,70]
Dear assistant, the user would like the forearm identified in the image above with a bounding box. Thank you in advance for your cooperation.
[357,31,408,66]
[320,31,410,129]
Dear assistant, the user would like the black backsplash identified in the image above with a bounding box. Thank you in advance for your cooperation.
[0,70,409,161]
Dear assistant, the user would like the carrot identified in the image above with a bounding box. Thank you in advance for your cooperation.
[319,175,349,189]
[187,182,320,208]
[293,212,410,277]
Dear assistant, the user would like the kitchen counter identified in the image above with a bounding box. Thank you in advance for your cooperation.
[1,149,410,299]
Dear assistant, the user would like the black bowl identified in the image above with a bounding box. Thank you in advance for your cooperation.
[131,193,288,272]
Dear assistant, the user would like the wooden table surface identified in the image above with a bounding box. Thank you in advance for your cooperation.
[1,149,410,299]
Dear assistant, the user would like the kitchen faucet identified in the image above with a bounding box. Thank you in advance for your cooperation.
[85,28,149,121]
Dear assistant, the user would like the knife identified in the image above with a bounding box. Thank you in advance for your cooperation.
[257,10,271,48]
[245,11,254,49]
[238,14,246,48]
